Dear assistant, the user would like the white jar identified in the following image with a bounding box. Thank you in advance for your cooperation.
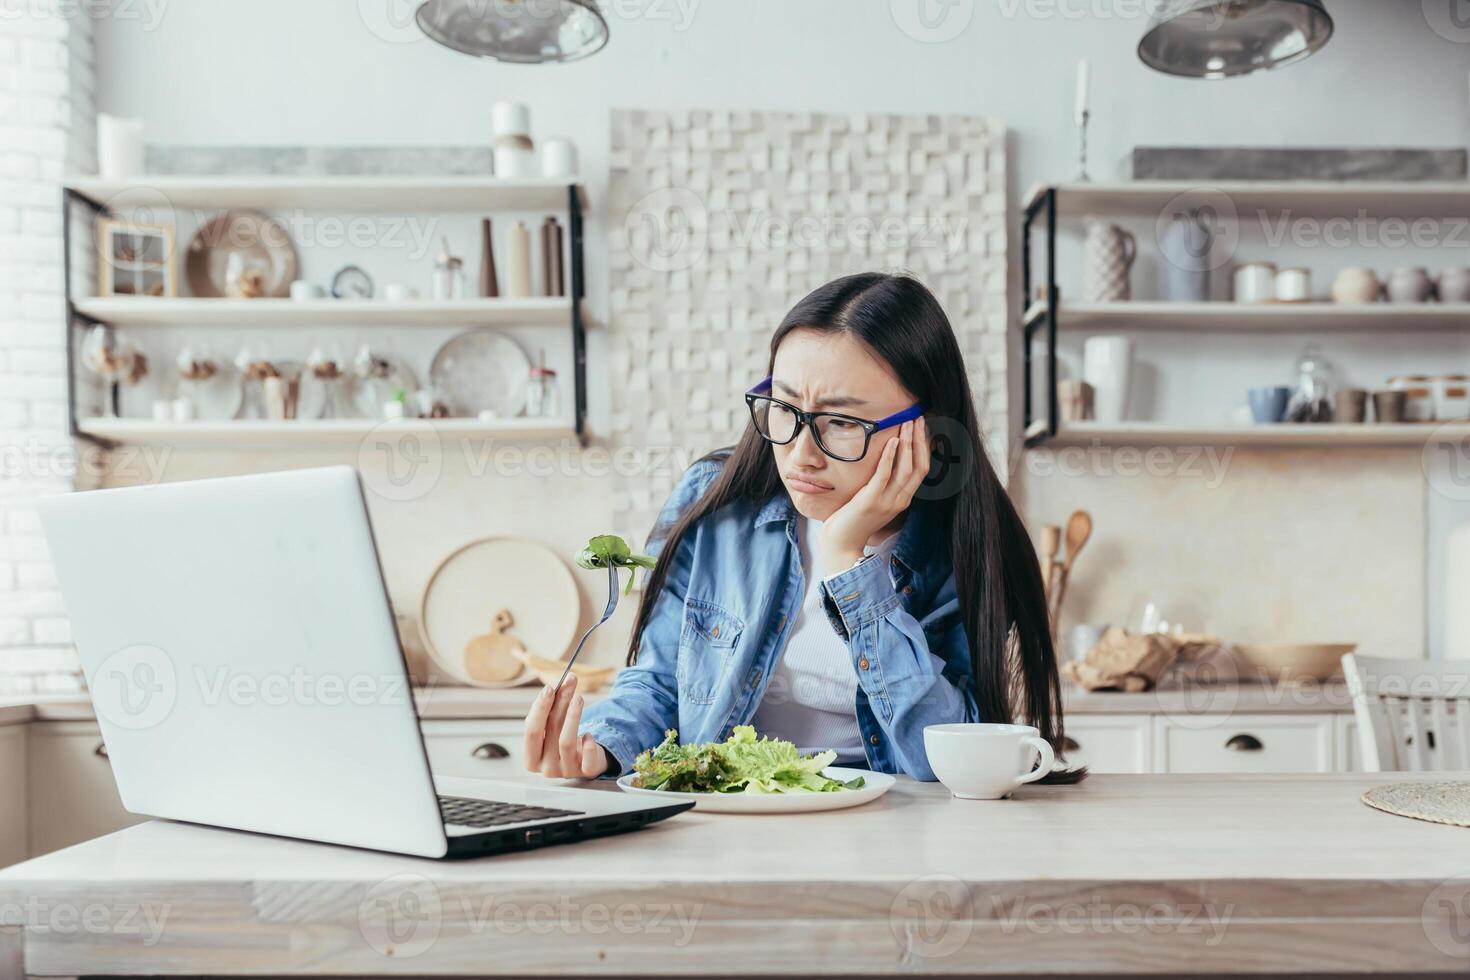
[1232,262,1276,304]
[1273,267,1311,304]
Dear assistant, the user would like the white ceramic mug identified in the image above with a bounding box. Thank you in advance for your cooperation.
[923,723,1056,800]
[289,280,325,301]
[382,283,419,302]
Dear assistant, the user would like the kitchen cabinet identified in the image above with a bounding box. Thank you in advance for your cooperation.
[420,720,527,779]
[27,722,145,857]
[0,725,28,867]
[1153,714,1336,774]
[1059,714,1151,773]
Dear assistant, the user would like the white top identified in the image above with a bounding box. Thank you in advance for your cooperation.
[750,517,901,763]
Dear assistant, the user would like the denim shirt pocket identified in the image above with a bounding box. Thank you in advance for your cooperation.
[676,597,745,705]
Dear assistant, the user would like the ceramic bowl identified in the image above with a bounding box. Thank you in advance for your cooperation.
[1233,642,1357,681]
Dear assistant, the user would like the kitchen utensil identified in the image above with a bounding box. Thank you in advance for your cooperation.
[1285,344,1333,423]
[416,0,609,63]
[1082,336,1133,422]
[1050,510,1093,623]
[331,265,374,299]
[1438,267,1470,304]
[1332,267,1381,304]
[1233,642,1356,681]
[553,562,619,693]
[513,649,616,693]
[616,768,895,814]
[419,537,580,688]
[1138,0,1334,79]
[1057,379,1094,421]
[1389,375,1434,421]
[463,608,528,685]
[505,220,533,298]
[1386,267,1434,304]
[429,329,532,420]
[1231,261,1275,304]
[541,137,579,179]
[1081,222,1136,302]
[1039,525,1060,611]
[1372,389,1406,423]
[1273,266,1311,303]
[1248,385,1290,423]
[1158,209,1213,302]
[1334,388,1367,423]
[97,113,144,178]
[480,218,499,297]
[923,724,1055,800]
[541,216,565,297]
[1433,376,1470,421]
[186,211,298,299]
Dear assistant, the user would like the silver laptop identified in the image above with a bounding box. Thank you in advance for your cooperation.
[38,466,689,859]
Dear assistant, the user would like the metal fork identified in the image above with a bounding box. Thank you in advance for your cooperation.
[554,562,620,692]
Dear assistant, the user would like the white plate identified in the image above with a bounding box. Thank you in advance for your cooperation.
[430,329,531,420]
[615,767,894,814]
[419,537,580,688]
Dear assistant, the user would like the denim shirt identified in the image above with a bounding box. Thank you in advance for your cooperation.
[579,459,978,781]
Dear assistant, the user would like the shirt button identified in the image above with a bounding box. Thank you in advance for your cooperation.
[710,625,719,638]
[870,734,880,745]
[903,585,913,595]
[859,657,870,670]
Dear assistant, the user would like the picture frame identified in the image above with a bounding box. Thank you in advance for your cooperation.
[97,218,177,298]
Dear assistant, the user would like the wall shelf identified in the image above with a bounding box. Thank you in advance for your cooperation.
[1041,421,1469,448]
[73,296,576,328]
[63,175,588,213]
[62,176,590,445]
[1024,300,1470,333]
[77,417,577,447]
[1022,180,1470,221]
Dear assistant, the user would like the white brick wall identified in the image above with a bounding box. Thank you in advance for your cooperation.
[0,9,95,685]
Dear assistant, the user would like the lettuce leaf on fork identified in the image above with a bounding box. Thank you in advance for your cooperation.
[632,726,865,794]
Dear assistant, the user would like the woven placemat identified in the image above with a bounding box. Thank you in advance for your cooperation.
[1362,781,1470,828]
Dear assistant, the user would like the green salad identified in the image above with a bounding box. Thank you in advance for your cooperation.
[574,534,657,595]
[632,726,866,795]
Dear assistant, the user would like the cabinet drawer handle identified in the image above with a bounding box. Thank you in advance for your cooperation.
[1225,734,1263,752]
[94,741,109,759]
[471,742,510,760]
[1061,736,1081,753]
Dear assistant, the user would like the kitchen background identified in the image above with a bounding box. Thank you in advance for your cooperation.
[5,0,1470,697]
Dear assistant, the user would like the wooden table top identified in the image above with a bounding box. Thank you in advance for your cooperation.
[2,772,1468,976]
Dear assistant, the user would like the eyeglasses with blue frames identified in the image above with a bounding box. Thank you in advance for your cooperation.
[744,377,925,462]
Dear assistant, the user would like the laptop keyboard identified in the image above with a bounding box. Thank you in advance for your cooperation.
[437,794,583,828]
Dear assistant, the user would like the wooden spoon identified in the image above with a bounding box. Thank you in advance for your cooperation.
[1050,510,1094,622]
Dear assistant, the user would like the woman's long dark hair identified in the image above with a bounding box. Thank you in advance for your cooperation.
[628,272,1081,781]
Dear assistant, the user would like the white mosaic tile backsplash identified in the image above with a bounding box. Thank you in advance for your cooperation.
[605,108,1008,533]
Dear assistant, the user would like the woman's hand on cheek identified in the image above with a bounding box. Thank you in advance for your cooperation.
[817,417,929,578]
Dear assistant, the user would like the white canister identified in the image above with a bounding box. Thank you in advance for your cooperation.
[491,101,531,139]
[1232,262,1276,304]
[1082,336,1134,423]
[1390,375,1435,422]
[1273,266,1311,304]
[1438,268,1470,304]
[382,283,420,303]
[1433,375,1470,421]
[493,144,538,179]
[97,114,144,178]
[540,138,579,179]
[171,397,196,421]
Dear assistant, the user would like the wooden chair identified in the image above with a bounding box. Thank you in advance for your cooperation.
[1342,653,1470,772]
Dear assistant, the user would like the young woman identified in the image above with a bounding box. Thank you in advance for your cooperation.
[523,272,1071,782]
